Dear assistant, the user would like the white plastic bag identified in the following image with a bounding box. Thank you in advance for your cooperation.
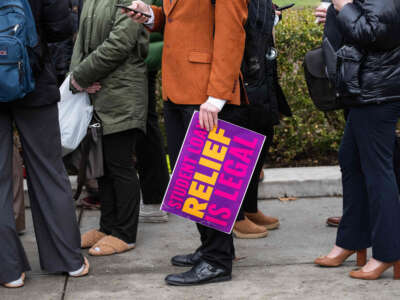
[58,75,93,156]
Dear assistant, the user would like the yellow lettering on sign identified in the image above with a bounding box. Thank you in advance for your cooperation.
[188,181,213,201]
[182,198,207,218]
[202,141,227,162]
[194,171,219,186]
[208,128,231,146]
[199,157,222,171]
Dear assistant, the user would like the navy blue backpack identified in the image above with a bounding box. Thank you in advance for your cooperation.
[0,0,39,102]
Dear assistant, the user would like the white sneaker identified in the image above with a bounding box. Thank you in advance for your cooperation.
[139,203,168,223]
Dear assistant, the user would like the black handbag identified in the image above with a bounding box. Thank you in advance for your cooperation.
[303,47,344,111]
[322,37,337,84]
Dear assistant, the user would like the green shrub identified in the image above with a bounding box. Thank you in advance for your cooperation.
[270,8,344,166]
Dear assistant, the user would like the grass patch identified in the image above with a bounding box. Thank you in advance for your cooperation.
[275,0,320,8]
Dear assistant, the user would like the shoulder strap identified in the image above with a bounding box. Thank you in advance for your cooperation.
[20,0,39,48]
[211,0,215,5]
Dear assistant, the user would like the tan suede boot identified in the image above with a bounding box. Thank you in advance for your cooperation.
[245,211,280,230]
[233,217,269,239]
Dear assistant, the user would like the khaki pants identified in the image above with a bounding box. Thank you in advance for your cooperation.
[13,143,25,233]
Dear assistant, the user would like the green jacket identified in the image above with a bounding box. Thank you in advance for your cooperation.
[70,0,149,135]
[145,0,163,72]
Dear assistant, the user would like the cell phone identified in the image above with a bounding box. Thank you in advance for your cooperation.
[276,3,295,11]
[115,4,152,18]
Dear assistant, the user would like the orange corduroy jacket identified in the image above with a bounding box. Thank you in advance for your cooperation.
[151,0,249,105]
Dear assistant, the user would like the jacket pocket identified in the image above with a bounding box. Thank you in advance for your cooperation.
[336,45,364,96]
[188,52,212,64]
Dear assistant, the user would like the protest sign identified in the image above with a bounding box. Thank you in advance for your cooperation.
[161,111,265,233]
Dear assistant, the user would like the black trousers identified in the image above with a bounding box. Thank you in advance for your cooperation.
[136,70,170,205]
[0,103,83,284]
[163,101,255,272]
[237,126,274,220]
[99,129,141,244]
[336,102,400,262]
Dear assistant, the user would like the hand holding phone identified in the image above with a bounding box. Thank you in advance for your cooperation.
[315,1,331,24]
[116,4,152,19]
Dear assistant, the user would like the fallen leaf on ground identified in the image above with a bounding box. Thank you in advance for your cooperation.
[233,256,247,262]
[279,197,297,202]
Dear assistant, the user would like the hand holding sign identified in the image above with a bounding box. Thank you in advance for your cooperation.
[161,112,265,233]
[199,102,220,132]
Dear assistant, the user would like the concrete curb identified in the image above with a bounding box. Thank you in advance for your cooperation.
[259,166,342,199]
[23,166,342,206]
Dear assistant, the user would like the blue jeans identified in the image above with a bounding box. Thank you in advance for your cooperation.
[336,102,400,262]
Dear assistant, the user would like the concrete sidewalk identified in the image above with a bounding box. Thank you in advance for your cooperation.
[2,197,399,300]
[23,166,343,206]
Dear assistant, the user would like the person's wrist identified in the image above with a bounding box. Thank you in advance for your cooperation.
[144,5,155,25]
[70,75,77,88]
[206,96,226,111]
[69,74,81,93]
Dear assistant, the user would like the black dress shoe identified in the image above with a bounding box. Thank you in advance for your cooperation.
[171,251,202,267]
[165,260,231,286]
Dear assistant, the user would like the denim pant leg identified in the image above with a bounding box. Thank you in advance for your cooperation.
[336,110,371,250]
[337,103,400,262]
[353,103,400,262]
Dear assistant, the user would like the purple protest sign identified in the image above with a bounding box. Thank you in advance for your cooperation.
[161,111,265,234]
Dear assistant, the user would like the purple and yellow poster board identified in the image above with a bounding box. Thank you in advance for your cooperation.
[161,111,265,234]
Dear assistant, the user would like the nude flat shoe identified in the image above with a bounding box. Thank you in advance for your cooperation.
[245,211,280,230]
[89,236,135,256]
[233,217,269,239]
[81,229,106,249]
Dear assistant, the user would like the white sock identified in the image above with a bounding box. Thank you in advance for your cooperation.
[69,264,85,276]
[7,275,23,286]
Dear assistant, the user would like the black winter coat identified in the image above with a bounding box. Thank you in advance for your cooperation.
[48,0,82,85]
[17,0,73,107]
[337,0,400,104]
[242,0,291,130]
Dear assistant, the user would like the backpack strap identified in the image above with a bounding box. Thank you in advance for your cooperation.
[211,0,215,5]
[20,0,39,48]
[19,0,43,75]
